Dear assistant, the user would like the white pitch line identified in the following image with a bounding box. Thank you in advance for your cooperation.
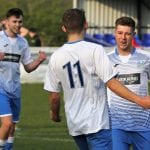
[15,135,74,143]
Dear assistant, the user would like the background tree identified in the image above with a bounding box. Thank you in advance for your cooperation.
[0,0,72,46]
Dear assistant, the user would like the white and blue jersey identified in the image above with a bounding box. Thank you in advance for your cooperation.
[44,40,116,136]
[0,31,33,98]
[108,48,150,131]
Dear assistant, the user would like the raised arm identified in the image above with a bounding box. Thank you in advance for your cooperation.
[24,51,46,73]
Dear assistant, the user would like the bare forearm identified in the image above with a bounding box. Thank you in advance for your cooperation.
[49,92,61,122]
[24,51,46,73]
[24,58,42,73]
[50,98,60,117]
[107,78,150,108]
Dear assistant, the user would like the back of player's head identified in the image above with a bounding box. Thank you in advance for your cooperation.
[115,16,135,32]
[62,8,86,33]
[6,8,24,18]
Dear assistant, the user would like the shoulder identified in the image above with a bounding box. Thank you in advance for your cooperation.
[50,47,63,60]
[107,48,115,58]
[17,34,27,42]
[81,41,106,56]
[83,40,104,49]
[135,49,150,58]
[0,30,6,38]
[0,31,8,44]
[17,34,29,45]
[0,30,4,35]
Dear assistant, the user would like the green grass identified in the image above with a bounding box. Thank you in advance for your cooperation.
[14,83,150,150]
[14,83,77,150]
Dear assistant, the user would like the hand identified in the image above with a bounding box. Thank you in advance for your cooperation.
[51,115,61,122]
[140,96,150,109]
[38,51,47,63]
[50,111,61,122]
[0,52,5,61]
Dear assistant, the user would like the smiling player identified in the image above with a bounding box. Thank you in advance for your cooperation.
[0,8,46,150]
[108,16,150,150]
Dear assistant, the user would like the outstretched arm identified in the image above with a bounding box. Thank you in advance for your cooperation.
[24,51,46,73]
[107,78,150,109]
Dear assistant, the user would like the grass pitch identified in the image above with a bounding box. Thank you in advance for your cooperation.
[14,83,150,150]
[14,83,77,150]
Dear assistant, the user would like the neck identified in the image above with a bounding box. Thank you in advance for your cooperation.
[5,29,17,38]
[118,46,133,56]
[67,32,84,43]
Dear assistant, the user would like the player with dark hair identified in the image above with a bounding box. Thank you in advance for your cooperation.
[44,9,150,150]
[0,8,46,150]
[108,16,150,150]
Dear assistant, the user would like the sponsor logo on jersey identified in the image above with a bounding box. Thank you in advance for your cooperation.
[116,73,140,85]
[2,53,21,63]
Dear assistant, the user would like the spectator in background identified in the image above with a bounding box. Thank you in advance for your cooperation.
[19,26,29,37]
[28,27,41,47]
[0,18,7,31]
[132,37,140,48]
[108,16,150,150]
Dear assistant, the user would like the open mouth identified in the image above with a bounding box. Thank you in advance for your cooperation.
[120,41,127,46]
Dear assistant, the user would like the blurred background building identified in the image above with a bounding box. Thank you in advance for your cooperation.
[73,0,150,47]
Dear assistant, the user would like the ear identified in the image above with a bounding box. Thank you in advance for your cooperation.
[133,32,136,36]
[84,22,88,30]
[5,19,8,25]
[62,25,67,33]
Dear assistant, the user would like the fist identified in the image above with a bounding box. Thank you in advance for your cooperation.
[38,51,47,62]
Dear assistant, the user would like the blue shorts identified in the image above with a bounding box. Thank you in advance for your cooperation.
[0,93,21,122]
[73,129,112,150]
[112,129,150,150]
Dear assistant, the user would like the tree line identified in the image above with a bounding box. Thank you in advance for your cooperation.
[0,0,72,46]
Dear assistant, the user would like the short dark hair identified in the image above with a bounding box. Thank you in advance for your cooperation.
[6,8,24,18]
[115,16,135,32]
[29,28,37,33]
[62,8,86,33]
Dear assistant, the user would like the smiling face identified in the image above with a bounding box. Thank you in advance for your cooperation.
[115,25,135,53]
[6,15,23,37]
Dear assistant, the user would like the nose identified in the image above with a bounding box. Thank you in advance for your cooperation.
[121,33,126,39]
[16,21,22,27]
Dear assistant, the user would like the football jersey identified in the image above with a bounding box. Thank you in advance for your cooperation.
[0,31,33,98]
[44,40,116,136]
[108,48,150,131]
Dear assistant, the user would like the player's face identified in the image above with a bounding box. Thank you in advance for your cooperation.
[115,25,135,52]
[6,15,23,37]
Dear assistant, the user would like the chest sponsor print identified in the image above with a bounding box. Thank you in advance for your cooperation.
[116,73,140,85]
[2,53,21,63]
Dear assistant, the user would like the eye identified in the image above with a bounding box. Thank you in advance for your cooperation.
[125,32,132,36]
[13,21,17,23]
[117,31,122,35]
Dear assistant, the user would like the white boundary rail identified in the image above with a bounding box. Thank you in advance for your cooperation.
[21,47,150,83]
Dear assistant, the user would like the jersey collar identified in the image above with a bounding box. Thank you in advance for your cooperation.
[66,40,83,44]
[3,30,19,38]
[115,47,136,55]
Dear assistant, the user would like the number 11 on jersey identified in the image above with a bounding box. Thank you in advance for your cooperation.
[63,61,84,88]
